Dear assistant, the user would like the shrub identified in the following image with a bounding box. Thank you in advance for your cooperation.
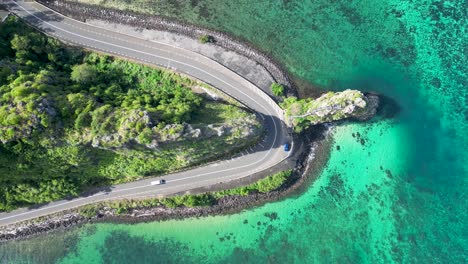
[199,34,214,44]
[213,169,292,198]
[183,193,215,207]
[78,205,99,218]
[70,64,97,84]
[0,67,12,85]
[137,128,153,145]
[254,170,291,193]
[270,82,285,96]
[160,197,178,208]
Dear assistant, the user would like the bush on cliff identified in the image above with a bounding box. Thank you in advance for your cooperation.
[270,82,285,97]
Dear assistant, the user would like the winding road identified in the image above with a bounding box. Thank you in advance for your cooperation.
[0,0,292,226]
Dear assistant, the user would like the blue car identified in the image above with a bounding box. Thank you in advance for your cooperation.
[284,143,290,151]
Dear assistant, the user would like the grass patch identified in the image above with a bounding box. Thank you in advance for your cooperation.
[192,101,251,124]
[212,169,293,198]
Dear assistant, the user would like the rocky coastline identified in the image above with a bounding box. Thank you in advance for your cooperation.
[37,0,295,95]
[0,125,331,242]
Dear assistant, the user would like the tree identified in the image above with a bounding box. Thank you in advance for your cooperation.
[11,33,46,64]
[271,82,285,96]
[70,64,97,84]
[10,34,31,51]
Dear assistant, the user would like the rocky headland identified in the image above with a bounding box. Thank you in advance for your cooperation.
[282,90,379,130]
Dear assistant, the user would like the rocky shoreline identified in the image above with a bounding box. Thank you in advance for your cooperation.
[0,125,331,242]
[37,0,295,95]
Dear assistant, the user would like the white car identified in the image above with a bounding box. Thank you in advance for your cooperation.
[150,179,166,185]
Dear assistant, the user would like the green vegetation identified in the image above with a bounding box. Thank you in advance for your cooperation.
[0,16,260,211]
[77,169,292,217]
[77,193,215,216]
[270,82,285,97]
[198,34,214,44]
[191,101,251,124]
[212,169,292,198]
[159,193,215,209]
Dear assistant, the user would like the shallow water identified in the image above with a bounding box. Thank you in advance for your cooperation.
[1,0,466,263]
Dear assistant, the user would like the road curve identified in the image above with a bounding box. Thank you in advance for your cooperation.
[0,0,291,226]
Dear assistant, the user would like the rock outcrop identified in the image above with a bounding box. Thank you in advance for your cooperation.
[86,112,259,150]
[0,98,56,144]
[282,89,379,130]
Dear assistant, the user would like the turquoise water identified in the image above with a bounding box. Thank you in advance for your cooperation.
[1,0,467,263]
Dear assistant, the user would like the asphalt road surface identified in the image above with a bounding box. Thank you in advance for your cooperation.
[0,0,292,226]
